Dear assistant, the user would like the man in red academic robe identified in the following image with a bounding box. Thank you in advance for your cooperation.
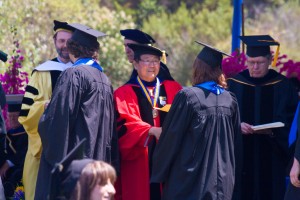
[114,43,182,200]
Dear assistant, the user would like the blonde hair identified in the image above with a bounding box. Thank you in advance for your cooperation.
[70,161,116,200]
[192,58,227,88]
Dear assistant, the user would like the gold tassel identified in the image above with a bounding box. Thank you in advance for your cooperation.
[55,28,73,33]
[271,45,280,68]
[161,50,167,64]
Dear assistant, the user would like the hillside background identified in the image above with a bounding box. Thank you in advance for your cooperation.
[0,0,299,88]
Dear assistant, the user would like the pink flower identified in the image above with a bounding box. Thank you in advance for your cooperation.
[222,51,247,78]
[222,50,300,82]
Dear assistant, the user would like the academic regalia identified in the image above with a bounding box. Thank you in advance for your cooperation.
[18,59,72,200]
[120,29,174,83]
[284,110,300,200]
[35,23,117,200]
[0,178,4,200]
[150,41,243,200]
[150,87,241,200]
[114,76,182,200]
[227,69,298,200]
[5,126,27,166]
[1,126,28,198]
[48,139,88,200]
[35,64,118,200]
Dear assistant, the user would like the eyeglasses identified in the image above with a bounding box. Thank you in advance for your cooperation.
[139,59,160,65]
[247,61,267,67]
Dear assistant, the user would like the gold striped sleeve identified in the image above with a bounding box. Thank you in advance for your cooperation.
[18,71,52,157]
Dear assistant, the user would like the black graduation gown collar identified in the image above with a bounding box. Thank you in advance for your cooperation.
[232,69,284,85]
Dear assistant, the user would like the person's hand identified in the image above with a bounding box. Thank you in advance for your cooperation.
[241,122,254,134]
[149,127,162,140]
[0,161,10,178]
[290,158,300,187]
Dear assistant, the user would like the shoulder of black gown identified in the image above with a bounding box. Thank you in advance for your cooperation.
[227,69,286,86]
[59,65,112,91]
[173,87,196,104]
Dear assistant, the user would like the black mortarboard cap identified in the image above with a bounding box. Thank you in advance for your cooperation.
[0,50,8,62]
[239,35,279,57]
[128,43,164,57]
[53,20,75,33]
[120,29,156,44]
[61,159,93,199]
[49,138,89,200]
[69,23,106,48]
[195,41,231,68]
[6,94,23,112]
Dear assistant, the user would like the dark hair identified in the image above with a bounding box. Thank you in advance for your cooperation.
[192,58,227,88]
[53,32,58,40]
[133,52,140,61]
[133,51,143,61]
[67,39,99,59]
[69,161,116,200]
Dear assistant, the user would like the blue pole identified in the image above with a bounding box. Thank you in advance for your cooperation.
[231,0,243,53]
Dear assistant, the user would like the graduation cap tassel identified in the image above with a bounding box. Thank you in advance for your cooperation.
[271,45,280,68]
[161,50,167,64]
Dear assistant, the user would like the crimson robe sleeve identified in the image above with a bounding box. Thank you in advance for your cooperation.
[114,85,152,160]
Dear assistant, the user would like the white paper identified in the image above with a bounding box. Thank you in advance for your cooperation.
[251,122,285,131]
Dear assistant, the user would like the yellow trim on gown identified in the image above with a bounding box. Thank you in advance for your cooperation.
[18,71,52,200]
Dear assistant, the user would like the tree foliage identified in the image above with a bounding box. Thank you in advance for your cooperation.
[1,0,300,87]
[0,0,135,88]
[244,0,300,61]
[142,1,233,85]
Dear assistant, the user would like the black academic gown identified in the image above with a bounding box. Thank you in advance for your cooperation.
[1,126,28,197]
[284,111,300,200]
[227,69,298,200]
[35,65,119,200]
[151,87,242,200]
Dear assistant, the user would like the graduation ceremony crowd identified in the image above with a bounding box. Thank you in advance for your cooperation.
[0,19,300,200]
